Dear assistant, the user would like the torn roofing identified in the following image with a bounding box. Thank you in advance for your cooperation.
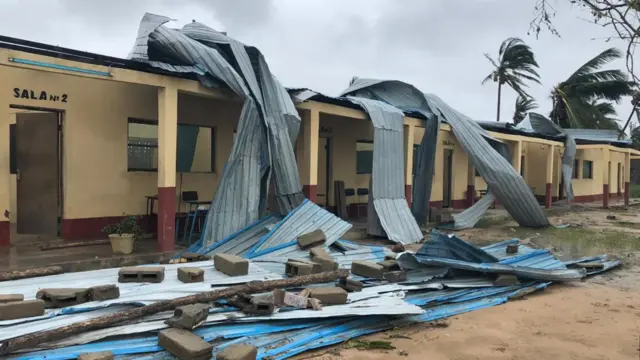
[129,13,304,246]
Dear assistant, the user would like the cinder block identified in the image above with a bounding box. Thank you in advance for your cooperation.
[36,288,90,308]
[217,343,258,360]
[242,295,275,315]
[383,271,408,283]
[285,259,322,277]
[89,285,120,301]
[494,274,519,286]
[297,229,326,250]
[306,287,348,305]
[351,261,385,279]
[77,351,114,360]
[180,252,210,262]
[0,299,45,320]
[377,260,400,271]
[0,294,24,303]
[214,254,249,276]
[309,247,331,259]
[272,289,286,306]
[158,328,213,360]
[506,244,519,254]
[337,278,363,292]
[178,267,205,283]
[118,266,165,283]
[166,303,210,330]
[311,255,339,272]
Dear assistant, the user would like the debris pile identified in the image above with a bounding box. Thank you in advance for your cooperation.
[0,229,620,359]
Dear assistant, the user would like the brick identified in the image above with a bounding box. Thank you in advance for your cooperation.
[89,285,120,301]
[36,288,90,308]
[283,292,308,308]
[494,274,519,286]
[118,266,165,283]
[377,260,400,271]
[217,343,257,360]
[159,328,213,360]
[285,259,322,277]
[77,351,114,360]
[306,287,348,305]
[178,267,205,283]
[506,244,519,254]
[0,294,24,303]
[311,255,339,272]
[351,261,385,279]
[309,247,331,259]
[214,254,249,276]
[166,303,210,330]
[337,278,363,292]
[297,229,326,250]
[383,271,408,283]
[0,300,45,320]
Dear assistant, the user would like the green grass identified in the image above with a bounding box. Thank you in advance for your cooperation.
[474,216,512,228]
[631,184,640,198]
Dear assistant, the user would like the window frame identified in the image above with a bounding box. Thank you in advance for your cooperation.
[582,160,593,179]
[355,140,374,175]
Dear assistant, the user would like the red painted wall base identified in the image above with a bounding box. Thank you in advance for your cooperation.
[405,185,412,208]
[157,186,176,252]
[0,221,9,246]
[603,184,609,208]
[544,183,552,209]
[302,185,317,203]
[466,185,475,207]
[624,181,630,206]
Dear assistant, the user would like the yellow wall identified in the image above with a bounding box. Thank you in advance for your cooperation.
[3,65,242,219]
[572,148,604,197]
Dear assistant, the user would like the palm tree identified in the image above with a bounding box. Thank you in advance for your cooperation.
[550,48,635,129]
[483,38,541,122]
[513,95,538,124]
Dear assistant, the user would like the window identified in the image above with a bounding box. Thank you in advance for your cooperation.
[582,160,593,179]
[412,144,420,175]
[520,155,525,177]
[475,168,480,177]
[572,159,580,179]
[356,141,373,174]
[127,118,215,172]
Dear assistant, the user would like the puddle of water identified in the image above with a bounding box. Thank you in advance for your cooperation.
[526,228,640,261]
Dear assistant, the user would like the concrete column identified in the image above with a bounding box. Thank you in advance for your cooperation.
[157,86,178,252]
[403,124,415,207]
[300,109,319,202]
[511,140,523,175]
[466,159,475,208]
[624,151,630,206]
[544,145,554,209]
[603,148,610,208]
[0,86,9,246]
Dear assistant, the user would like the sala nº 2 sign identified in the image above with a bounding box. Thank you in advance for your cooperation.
[13,88,68,103]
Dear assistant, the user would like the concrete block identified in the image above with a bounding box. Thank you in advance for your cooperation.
[337,278,363,292]
[377,260,400,271]
[180,252,210,262]
[36,288,90,308]
[118,266,165,283]
[383,271,408,283]
[351,261,385,279]
[178,267,205,283]
[0,294,24,303]
[309,247,331,259]
[272,289,285,306]
[306,287,348,305]
[89,285,120,301]
[158,328,213,360]
[285,259,322,277]
[494,274,519,286]
[506,244,519,254]
[166,303,211,330]
[297,229,326,250]
[243,296,275,315]
[214,254,249,276]
[311,255,339,272]
[0,299,45,320]
[217,343,257,360]
[77,351,114,360]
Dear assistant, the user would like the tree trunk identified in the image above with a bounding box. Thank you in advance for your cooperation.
[496,82,502,122]
[619,104,637,139]
[0,269,349,355]
[0,266,64,282]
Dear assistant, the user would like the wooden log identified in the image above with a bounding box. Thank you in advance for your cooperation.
[0,266,64,282]
[0,269,349,355]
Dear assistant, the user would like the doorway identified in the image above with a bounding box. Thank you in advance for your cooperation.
[14,109,62,237]
[443,149,453,208]
[317,137,331,207]
[617,162,622,194]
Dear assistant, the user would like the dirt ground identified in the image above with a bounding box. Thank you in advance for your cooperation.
[296,204,640,360]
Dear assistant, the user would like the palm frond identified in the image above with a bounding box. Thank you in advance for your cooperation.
[513,95,538,124]
[484,53,499,69]
[567,48,622,83]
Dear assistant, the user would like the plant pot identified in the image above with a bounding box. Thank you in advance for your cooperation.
[108,234,135,254]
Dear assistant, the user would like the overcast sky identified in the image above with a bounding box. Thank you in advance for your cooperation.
[1,0,637,127]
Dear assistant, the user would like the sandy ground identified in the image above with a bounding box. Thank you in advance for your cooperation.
[295,205,640,360]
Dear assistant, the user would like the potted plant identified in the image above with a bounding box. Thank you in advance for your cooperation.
[102,215,143,254]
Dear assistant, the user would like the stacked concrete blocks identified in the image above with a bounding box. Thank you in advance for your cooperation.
[351,261,385,279]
